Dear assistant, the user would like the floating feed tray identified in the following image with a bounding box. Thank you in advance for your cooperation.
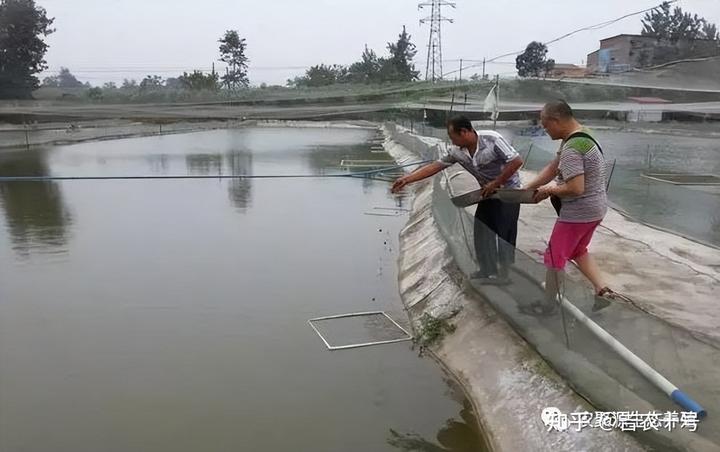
[364,211,402,216]
[308,311,412,350]
[641,173,720,186]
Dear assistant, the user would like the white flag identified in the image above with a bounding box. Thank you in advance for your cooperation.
[483,85,498,120]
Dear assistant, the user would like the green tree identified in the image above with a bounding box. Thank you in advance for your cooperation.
[139,75,164,91]
[218,30,249,89]
[0,0,54,98]
[86,86,103,100]
[43,67,83,88]
[515,41,552,77]
[178,70,219,91]
[641,2,718,42]
[701,22,719,40]
[121,79,138,89]
[381,26,419,82]
[347,44,382,84]
[165,77,182,89]
[288,64,348,87]
[41,75,57,87]
[544,58,556,78]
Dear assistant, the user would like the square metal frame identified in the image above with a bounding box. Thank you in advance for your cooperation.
[308,311,413,350]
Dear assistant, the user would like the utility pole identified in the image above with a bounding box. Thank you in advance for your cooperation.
[24,122,30,150]
[493,75,499,130]
[459,58,463,81]
[482,58,486,79]
[419,0,455,82]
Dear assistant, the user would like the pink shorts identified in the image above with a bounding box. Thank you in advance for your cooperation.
[543,220,601,270]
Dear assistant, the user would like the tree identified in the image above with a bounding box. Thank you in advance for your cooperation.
[139,75,164,91]
[382,26,420,82]
[641,2,674,40]
[121,79,138,89]
[469,73,488,81]
[218,30,249,89]
[103,81,117,90]
[0,0,54,98]
[544,59,556,78]
[347,45,382,84]
[86,87,103,100]
[178,70,219,91]
[41,75,58,87]
[57,67,83,87]
[288,64,348,87]
[285,27,419,88]
[641,2,718,42]
[42,67,83,88]
[165,77,182,89]
[515,41,552,77]
[701,22,719,41]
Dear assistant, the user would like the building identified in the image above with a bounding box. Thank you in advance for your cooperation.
[547,64,587,78]
[586,34,720,73]
[625,97,671,122]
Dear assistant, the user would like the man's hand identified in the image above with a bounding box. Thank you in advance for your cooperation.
[481,180,500,198]
[391,176,409,193]
[533,184,555,203]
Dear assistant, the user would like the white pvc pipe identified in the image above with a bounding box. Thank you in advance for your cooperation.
[557,295,707,418]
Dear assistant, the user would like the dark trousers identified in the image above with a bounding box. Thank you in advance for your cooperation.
[473,199,520,276]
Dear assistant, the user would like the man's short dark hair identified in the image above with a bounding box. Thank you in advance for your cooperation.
[447,115,474,133]
[543,100,574,120]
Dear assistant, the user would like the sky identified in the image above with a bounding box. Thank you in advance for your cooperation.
[36,0,720,86]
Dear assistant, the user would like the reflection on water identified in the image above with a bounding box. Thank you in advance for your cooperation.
[147,153,170,173]
[0,150,73,256]
[388,374,486,452]
[388,400,486,452]
[184,151,254,212]
[227,152,253,212]
[185,153,224,175]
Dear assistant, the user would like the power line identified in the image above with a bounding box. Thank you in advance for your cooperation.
[41,66,313,73]
[443,0,676,77]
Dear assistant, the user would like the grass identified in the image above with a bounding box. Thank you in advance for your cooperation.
[414,309,461,350]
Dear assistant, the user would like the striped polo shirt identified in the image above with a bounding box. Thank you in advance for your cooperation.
[556,128,608,223]
[437,130,521,188]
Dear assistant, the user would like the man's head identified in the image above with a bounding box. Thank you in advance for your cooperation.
[446,116,477,148]
[540,100,576,140]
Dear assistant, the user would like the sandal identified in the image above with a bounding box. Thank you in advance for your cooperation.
[593,287,633,312]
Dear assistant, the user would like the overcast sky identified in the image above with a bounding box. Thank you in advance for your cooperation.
[37,0,720,86]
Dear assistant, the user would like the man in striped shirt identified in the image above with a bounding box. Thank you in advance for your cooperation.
[392,116,523,283]
[527,100,619,311]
